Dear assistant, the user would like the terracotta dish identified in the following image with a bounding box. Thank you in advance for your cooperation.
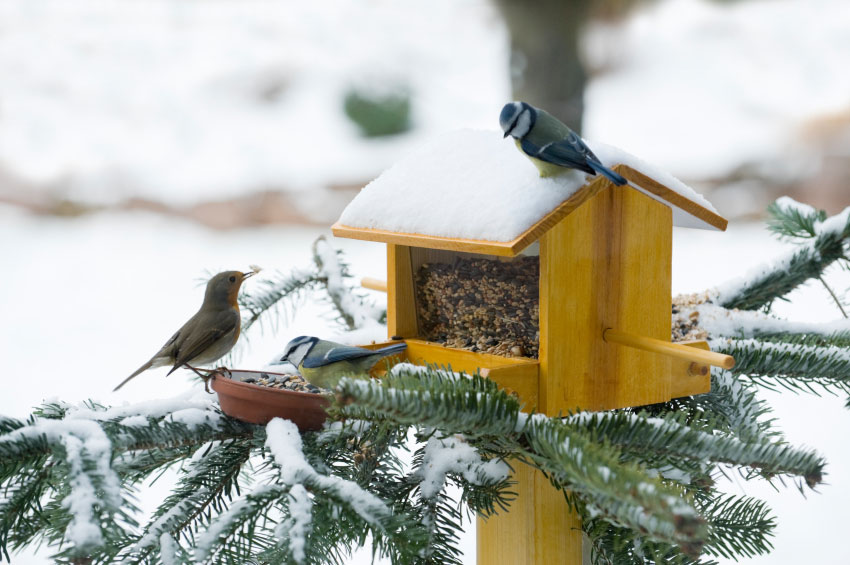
[211,369,331,430]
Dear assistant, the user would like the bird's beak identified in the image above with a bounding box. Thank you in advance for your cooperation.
[243,271,256,279]
[503,131,509,138]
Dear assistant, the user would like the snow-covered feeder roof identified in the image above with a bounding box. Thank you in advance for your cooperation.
[333,129,726,256]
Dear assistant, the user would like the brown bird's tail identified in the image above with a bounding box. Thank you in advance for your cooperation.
[113,359,154,392]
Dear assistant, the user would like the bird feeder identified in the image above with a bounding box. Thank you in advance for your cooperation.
[331,129,732,565]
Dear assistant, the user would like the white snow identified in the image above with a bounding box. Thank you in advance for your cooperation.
[338,129,719,243]
[687,302,850,338]
[278,484,313,564]
[68,390,218,424]
[774,196,818,217]
[417,434,509,500]
[166,407,221,429]
[265,418,392,526]
[159,533,180,565]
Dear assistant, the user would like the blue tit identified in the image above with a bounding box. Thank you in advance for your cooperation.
[499,101,627,185]
[274,336,407,390]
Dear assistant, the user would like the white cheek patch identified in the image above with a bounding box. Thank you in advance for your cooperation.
[291,343,312,365]
[514,109,532,137]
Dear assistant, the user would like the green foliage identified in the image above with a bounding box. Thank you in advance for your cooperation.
[343,87,411,138]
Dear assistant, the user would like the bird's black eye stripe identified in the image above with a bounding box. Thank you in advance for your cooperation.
[229,276,236,282]
[506,111,522,135]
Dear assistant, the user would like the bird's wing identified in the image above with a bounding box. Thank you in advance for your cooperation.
[302,345,378,368]
[169,309,239,371]
[523,134,597,175]
[302,342,406,369]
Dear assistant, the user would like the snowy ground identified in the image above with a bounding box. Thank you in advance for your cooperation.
[2,206,849,563]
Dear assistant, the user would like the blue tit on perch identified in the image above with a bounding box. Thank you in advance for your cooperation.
[273,336,407,390]
[499,101,627,185]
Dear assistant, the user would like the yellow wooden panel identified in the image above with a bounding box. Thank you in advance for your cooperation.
[477,465,581,565]
[617,165,728,231]
[670,340,712,398]
[481,363,539,410]
[386,244,419,339]
[360,339,539,409]
[539,186,672,413]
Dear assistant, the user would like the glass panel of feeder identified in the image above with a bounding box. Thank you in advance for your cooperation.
[411,248,539,359]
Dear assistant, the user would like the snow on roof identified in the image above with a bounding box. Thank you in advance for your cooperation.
[337,129,724,243]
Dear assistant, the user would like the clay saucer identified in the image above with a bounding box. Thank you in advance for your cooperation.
[210,369,331,430]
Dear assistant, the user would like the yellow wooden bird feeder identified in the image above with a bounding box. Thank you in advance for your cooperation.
[330,129,732,565]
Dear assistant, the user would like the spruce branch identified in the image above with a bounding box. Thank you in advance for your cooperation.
[765,197,826,240]
[713,337,850,395]
[568,411,824,488]
[716,204,849,311]
[239,269,325,334]
[335,369,707,553]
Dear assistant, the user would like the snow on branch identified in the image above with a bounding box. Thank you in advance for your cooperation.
[0,418,121,549]
[312,236,384,331]
[265,418,392,528]
[676,302,850,344]
[714,203,850,311]
[567,411,823,487]
[714,337,850,394]
[417,433,509,500]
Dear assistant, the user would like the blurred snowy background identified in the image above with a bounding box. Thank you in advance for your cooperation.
[2,0,850,563]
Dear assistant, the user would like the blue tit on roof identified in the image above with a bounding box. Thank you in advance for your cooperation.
[272,336,406,390]
[499,101,627,186]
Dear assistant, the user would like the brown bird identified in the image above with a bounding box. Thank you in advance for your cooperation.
[113,270,255,391]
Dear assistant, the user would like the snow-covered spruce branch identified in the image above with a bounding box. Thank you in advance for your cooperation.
[238,237,385,339]
[713,337,850,395]
[716,202,849,311]
[567,411,823,487]
[0,394,254,562]
[335,368,707,553]
[658,370,775,442]
[521,415,707,556]
[239,268,325,333]
[121,440,254,564]
[312,236,385,331]
[584,492,772,565]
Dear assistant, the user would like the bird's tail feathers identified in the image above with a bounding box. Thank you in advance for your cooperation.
[113,359,154,392]
[374,342,407,358]
[588,160,627,186]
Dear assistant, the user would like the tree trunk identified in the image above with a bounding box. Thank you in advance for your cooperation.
[494,0,593,132]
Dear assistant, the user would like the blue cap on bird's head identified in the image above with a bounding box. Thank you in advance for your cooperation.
[499,101,537,139]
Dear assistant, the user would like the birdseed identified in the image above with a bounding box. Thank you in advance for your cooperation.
[671,292,711,342]
[239,372,330,394]
[414,256,539,358]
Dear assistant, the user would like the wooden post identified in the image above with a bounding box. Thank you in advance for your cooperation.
[477,186,673,565]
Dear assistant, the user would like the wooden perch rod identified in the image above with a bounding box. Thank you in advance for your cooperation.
[603,328,735,370]
[361,277,388,293]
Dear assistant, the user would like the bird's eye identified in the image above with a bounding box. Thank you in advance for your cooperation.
[229,276,236,282]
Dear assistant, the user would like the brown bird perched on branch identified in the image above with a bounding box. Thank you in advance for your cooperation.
[113,270,256,391]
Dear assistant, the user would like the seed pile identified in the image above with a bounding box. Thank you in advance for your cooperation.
[239,372,329,394]
[671,292,711,342]
[415,256,539,358]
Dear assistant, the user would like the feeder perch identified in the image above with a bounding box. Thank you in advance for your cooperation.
[330,129,730,565]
